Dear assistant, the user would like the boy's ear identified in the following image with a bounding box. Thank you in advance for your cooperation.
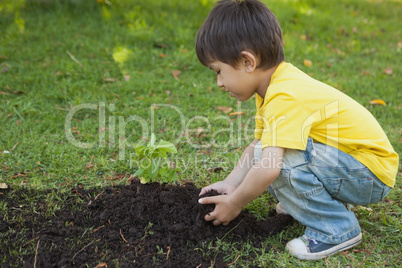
[240,51,257,72]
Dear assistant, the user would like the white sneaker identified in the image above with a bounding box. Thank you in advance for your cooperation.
[275,202,289,215]
[286,233,362,260]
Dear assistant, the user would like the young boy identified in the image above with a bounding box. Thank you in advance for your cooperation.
[196,0,399,260]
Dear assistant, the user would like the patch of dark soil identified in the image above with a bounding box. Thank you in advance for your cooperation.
[0,179,293,267]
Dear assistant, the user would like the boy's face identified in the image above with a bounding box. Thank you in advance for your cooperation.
[209,60,257,101]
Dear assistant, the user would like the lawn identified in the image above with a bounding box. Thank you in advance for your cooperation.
[0,0,401,267]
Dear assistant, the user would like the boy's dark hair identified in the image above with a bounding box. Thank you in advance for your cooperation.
[196,0,284,70]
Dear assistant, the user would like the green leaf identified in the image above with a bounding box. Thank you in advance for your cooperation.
[149,133,156,146]
[139,157,151,169]
[170,170,178,182]
[135,145,148,156]
[166,169,177,182]
[151,150,167,158]
[132,134,180,184]
[133,167,145,177]
[154,140,177,154]
[148,160,160,179]
[159,167,171,177]
[160,175,169,183]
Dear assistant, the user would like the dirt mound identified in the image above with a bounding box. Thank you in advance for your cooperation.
[1,179,293,267]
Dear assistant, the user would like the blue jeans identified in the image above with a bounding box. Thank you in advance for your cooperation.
[254,138,391,244]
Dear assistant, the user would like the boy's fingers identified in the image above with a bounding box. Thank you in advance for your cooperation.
[212,219,221,226]
[204,212,222,226]
[204,212,214,221]
[198,196,219,205]
[199,188,208,196]
[199,185,214,196]
[204,214,227,226]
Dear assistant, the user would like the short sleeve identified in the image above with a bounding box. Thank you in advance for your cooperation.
[259,93,318,150]
[254,96,265,140]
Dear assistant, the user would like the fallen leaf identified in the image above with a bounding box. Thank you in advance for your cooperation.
[337,27,349,37]
[398,42,402,49]
[16,120,20,126]
[124,75,130,81]
[136,96,145,100]
[11,142,19,151]
[207,167,224,173]
[67,50,84,68]
[354,249,373,255]
[300,34,312,41]
[331,48,345,55]
[216,106,233,114]
[383,68,393,75]
[95,263,108,268]
[103,78,115,82]
[369,99,387,106]
[149,104,159,109]
[1,66,10,73]
[303,59,312,67]
[357,206,373,212]
[172,70,181,80]
[0,164,9,169]
[159,53,167,58]
[165,90,171,96]
[197,150,210,156]
[383,198,394,204]
[0,183,8,189]
[229,111,246,116]
[154,43,168,49]
[196,127,203,137]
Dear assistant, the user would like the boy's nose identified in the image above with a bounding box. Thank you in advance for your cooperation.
[217,77,223,88]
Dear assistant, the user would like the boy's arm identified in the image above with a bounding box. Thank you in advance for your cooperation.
[199,146,284,226]
[199,138,261,196]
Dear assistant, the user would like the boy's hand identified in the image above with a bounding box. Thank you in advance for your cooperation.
[199,181,237,196]
[198,194,242,226]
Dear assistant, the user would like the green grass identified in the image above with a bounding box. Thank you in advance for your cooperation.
[0,0,401,266]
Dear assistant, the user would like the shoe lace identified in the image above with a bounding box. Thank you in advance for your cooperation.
[302,235,319,246]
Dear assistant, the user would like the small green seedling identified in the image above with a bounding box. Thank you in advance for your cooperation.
[133,133,181,184]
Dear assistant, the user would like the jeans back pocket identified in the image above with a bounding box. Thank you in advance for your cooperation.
[322,177,374,205]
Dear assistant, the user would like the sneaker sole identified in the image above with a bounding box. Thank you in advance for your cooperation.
[286,233,362,260]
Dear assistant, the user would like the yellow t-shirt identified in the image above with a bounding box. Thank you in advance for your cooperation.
[255,62,398,187]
